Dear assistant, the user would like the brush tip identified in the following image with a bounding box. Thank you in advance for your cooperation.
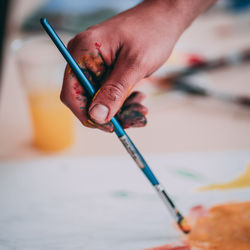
[178,217,191,234]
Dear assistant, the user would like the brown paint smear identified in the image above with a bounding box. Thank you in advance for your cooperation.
[69,53,147,131]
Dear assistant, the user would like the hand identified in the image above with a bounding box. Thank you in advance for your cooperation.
[62,53,148,132]
[61,0,216,131]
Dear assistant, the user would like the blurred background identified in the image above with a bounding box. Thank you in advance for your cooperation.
[0,0,250,163]
[1,0,250,161]
[0,1,250,249]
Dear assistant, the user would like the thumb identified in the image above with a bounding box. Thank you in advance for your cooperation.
[88,54,142,124]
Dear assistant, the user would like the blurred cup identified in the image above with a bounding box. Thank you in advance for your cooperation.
[13,35,74,152]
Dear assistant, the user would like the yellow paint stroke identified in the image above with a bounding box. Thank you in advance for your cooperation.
[87,119,96,126]
[199,164,250,191]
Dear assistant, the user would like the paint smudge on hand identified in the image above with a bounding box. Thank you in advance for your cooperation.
[88,119,114,133]
[117,91,148,129]
[70,53,148,132]
[73,82,84,96]
[118,104,147,129]
[68,54,105,85]
[95,42,101,50]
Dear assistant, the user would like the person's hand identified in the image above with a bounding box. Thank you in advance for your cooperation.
[62,53,148,132]
[61,0,216,131]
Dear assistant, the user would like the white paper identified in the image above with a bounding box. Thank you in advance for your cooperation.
[0,151,249,250]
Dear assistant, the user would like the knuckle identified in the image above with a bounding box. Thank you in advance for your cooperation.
[86,24,100,32]
[74,32,84,41]
[103,82,126,102]
[69,31,92,47]
[68,31,86,46]
[79,28,100,41]
[68,26,102,51]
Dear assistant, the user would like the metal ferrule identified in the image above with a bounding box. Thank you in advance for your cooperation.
[154,184,181,222]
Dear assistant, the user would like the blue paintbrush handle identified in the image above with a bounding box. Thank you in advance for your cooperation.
[40,17,159,186]
[40,19,191,234]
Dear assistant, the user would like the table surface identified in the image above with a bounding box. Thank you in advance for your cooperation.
[1,1,250,161]
[0,151,249,249]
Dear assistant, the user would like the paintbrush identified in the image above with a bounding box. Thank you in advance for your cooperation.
[40,18,190,234]
[164,78,250,108]
[163,48,250,81]
[174,79,250,107]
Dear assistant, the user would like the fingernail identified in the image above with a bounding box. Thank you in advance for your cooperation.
[89,104,109,124]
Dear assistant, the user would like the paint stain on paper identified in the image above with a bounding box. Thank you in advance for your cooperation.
[149,201,250,250]
[112,191,130,198]
[200,164,250,191]
[186,202,250,250]
[172,169,203,180]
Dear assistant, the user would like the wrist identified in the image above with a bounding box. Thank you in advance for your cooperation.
[143,0,216,33]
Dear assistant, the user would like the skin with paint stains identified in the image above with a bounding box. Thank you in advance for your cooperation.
[61,0,216,130]
[64,53,148,132]
[200,164,250,191]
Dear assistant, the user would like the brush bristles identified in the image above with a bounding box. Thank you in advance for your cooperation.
[178,218,191,234]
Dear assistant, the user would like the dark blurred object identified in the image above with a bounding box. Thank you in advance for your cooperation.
[173,79,250,108]
[163,48,250,82]
[22,0,141,34]
[217,0,250,12]
[154,47,250,109]
[0,0,11,83]
[226,0,250,12]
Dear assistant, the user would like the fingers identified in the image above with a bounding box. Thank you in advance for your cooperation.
[122,102,148,116]
[61,34,148,132]
[62,36,115,131]
[123,91,146,106]
[118,103,148,129]
[61,78,114,132]
[88,49,144,124]
[60,86,95,129]
[117,91,148,129]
